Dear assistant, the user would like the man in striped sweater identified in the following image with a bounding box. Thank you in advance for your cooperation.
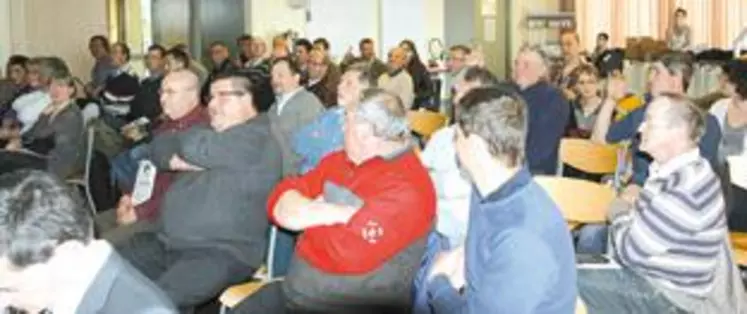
[578,93,746,313]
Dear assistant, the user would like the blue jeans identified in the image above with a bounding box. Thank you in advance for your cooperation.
[578,267,688,314]
[111,144,150,191]
[576,224,609,254]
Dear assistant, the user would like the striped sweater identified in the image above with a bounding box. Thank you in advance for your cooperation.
[612,149,726,297]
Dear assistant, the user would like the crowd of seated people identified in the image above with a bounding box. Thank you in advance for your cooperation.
[2,24,747,314]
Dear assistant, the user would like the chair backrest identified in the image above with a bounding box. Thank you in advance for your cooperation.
[407,110,448,140]
[82,126,96,214]
[559,138,620,175]
[535,175,614,224]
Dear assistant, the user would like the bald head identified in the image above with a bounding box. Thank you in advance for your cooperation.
[160,70,200,120]
[388,47,407,70]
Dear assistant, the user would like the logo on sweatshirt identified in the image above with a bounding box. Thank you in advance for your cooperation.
[361,220,384,244]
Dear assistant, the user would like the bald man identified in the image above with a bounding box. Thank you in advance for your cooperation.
[102,70,209,243]
[306,49,339,107]
[377,47,415,108]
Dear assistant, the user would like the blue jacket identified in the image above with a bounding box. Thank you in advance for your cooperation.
[519,82,570,175]
[291,107,344,174]
[412,232,452,314]
[607,104,722,185]
[426,168,577,314]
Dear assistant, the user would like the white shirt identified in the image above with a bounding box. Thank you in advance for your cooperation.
[12,90,51,134]
[377,70,415,109]
[420,125,472,246]
[51,240,113,314]
[276,87,304,115]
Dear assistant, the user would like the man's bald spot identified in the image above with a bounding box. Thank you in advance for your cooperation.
[166,70,199,90]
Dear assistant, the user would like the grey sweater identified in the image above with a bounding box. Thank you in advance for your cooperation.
[268,89,324,176]
[23,104,85,179]
[151,114,282,267]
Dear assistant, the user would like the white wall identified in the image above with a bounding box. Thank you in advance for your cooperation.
[249,0,446,61]
[6,0,108,81]
[0,0,11,71]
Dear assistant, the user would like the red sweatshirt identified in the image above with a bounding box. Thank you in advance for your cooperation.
[134,106,209,221]
[267,150,436,274]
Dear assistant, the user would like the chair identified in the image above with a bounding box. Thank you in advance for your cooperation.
[558,138,620,175]
[219,225,281,313]
[407,109,448,141]
[67,126,96,215]
[534,176,615,229]
[730,232,747,265]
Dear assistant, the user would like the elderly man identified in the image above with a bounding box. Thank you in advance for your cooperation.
[512,44,570,175]
[446,45,471,91]
[115,73,282,310]
[102,70,209,242]
[234,89,435,313]
[269,57,324,177]
[579,94,744,313]
[306,48,340,107]
[378,47,415,108]
[0,170,176,313]
[424,87,577,313]
[200,42,239,104]
[129,44,168,122]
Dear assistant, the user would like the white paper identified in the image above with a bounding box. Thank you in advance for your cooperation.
[483,18,496,42]
[132,160,158,206]
[729,155,747,190]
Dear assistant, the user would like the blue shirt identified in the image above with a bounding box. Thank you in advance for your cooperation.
[426,168,577,314]
[292,107,344,174]
[519,82,570,175]
[607,104,722,185]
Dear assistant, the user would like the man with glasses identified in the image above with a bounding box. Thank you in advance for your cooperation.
[114,73,282,311]
[306,48,340,108]
[102,70,208,243]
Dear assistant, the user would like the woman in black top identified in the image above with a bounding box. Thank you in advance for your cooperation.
[399,40,435,110]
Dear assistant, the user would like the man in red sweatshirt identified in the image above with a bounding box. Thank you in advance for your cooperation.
[234,88,435,313]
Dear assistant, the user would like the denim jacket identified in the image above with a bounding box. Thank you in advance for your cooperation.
[292,107,344,174]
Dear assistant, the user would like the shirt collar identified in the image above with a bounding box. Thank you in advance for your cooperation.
[479,167,532,203]
[648,148,701,180]
[51,241,112,314]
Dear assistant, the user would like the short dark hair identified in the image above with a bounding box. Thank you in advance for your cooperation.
[597,32,610,41]
[675,7,687,17]
[295,38,313,52]
[89,35,110,52]
[457,87,527,167]
[272,57,302,76]
[463,67,499,86]
[359,38,374,50]
[211,72,257,110]
[5,55,30,77]
[166,48,190,68]
[112,42,131,62]
[345,62,377,88]
[148,44,166,57]
[313,38,330,51]
[727,59,747,100]
[450,45,471,55]
[657,52,694,91]
[210,41,229,49]
[0,170,92,268]
[236,34,252,45]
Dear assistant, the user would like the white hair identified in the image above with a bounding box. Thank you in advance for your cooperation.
[353,88,409,141]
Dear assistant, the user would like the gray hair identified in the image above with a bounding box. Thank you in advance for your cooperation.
[352,88,409,141]
[518,43,551,71]
[29,56,70,84]
[657,92,705,143]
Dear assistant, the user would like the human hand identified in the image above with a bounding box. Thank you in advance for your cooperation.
[621,184,642,204]
[116,195,138,225]
[428,246,466,290]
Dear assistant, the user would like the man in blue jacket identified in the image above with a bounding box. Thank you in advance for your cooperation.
[513,44,570,175]
[425,86,577,313]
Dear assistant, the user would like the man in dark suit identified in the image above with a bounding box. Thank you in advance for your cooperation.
[0,170,175,314]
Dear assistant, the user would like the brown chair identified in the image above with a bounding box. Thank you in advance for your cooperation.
[730,232,747,265]
[219,277,284,312]
[535,176,614,229]
[407,109,448,141]
[559,138,620,175]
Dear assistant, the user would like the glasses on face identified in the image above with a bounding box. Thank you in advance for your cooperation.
[207,90,247,103]
[578,79,597,85]
[308,61,326,68]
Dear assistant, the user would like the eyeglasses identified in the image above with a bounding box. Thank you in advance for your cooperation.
[207,90,248,102]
